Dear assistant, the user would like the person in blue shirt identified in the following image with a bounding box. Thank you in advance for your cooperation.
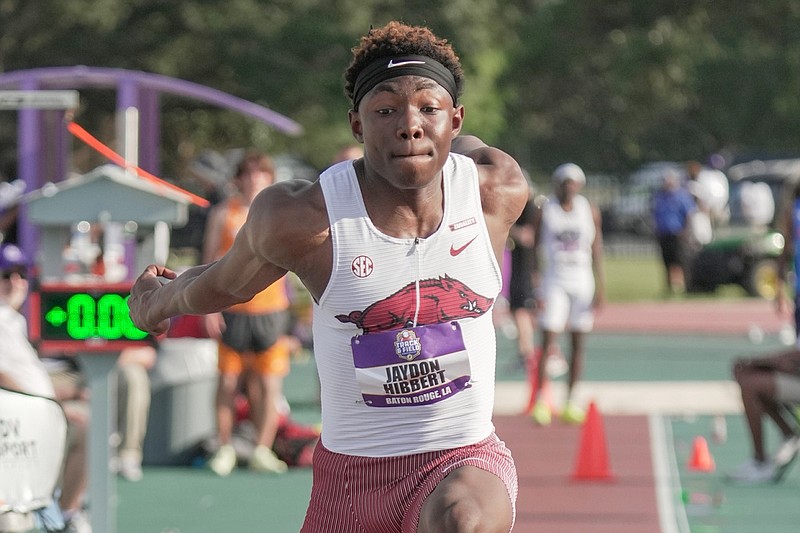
[652,169,696,294]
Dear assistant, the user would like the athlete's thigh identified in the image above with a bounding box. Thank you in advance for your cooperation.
[539,283,570,332]
[567,282,595,332]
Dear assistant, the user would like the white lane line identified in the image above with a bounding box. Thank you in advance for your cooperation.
[649,413,690,533]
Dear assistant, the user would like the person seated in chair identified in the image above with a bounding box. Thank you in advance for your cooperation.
[0,243,90,532]
[728,182,800,485]
[727,351,800,484]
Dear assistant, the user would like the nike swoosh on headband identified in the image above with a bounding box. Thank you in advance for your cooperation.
[387,59,426,68]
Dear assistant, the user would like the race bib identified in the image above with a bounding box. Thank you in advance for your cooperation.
[351,321,472,408]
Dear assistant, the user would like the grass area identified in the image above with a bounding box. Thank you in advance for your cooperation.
[604,256,664,302]
[603,255,749,302]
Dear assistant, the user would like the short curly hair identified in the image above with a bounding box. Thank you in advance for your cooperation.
[344,21,465,106]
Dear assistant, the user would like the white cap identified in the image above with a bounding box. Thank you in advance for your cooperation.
[552,163,586,185]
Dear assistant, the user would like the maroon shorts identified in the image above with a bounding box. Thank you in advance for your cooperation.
[300,433,517,533]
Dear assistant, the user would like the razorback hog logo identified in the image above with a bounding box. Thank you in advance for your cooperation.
[335,275,494,333]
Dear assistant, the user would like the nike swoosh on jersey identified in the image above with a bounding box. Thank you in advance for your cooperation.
[387,59,426,68]
[450,236,477,256]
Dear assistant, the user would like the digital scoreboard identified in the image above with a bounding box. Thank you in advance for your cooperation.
[29,282,152,352]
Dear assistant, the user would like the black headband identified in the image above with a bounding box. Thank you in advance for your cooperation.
[352,55,458,110]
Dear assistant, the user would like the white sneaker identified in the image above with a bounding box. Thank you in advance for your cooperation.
[118,451,143,482]
[209,444,237,477]
[726,458,777,485]
[773,435,800,467]
[63,510,92,533]
[772,435,800,481]
[249,445,288,474]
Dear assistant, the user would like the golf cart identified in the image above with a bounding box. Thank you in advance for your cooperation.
[688,159,800,299]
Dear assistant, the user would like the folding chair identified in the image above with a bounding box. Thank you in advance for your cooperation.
[0,387,68,533]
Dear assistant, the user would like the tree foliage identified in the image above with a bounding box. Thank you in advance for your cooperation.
[2,0,800,182]
[502,0,800,176]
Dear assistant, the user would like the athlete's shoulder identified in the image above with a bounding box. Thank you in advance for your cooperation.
[254,180,325,239]
[255,178,324,214]
[472,152,527,226]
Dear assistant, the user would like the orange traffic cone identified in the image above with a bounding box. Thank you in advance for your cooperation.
[572,401,614,481]
[688,436,716,472]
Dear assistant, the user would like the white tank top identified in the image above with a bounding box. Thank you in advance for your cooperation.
[313,154,502,457]
[539,194,596,287]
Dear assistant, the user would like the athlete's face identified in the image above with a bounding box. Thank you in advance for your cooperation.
[556,178,582,202]
[349,76,464,190]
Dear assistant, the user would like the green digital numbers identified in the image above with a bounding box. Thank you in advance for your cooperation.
[42,291,148,341]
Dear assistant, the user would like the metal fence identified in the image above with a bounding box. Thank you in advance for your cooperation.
[603,233,659,257]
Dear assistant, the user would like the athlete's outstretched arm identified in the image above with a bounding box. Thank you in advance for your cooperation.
[128,188,293,336]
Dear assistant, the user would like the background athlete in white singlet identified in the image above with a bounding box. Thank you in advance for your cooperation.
[530,163,605,426]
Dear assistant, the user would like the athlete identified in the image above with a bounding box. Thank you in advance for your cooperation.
[530,163,605,426]
[507,187,539,364]
[129,21,528,532]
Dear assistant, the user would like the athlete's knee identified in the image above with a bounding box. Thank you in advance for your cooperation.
[420,498,486,533]
[217,373,239,396]
[732,358,750,381]
[419,479,511,533]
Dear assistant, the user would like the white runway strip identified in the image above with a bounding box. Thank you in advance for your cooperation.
[494,380,743,416]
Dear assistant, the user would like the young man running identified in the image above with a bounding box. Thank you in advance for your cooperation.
[130,21,528,532]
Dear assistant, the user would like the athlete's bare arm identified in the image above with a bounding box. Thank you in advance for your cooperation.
[591,203,606,309]
[530,205,545,307]
[451,135,529,262]
[129,179,330,335]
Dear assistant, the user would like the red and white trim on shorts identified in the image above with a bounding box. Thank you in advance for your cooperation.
[300,433,518,533]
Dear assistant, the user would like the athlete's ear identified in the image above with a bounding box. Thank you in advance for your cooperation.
[451,105,465,137]
[348,110,364,143]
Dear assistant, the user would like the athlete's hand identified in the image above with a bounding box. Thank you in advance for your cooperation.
[129,264,177,336]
